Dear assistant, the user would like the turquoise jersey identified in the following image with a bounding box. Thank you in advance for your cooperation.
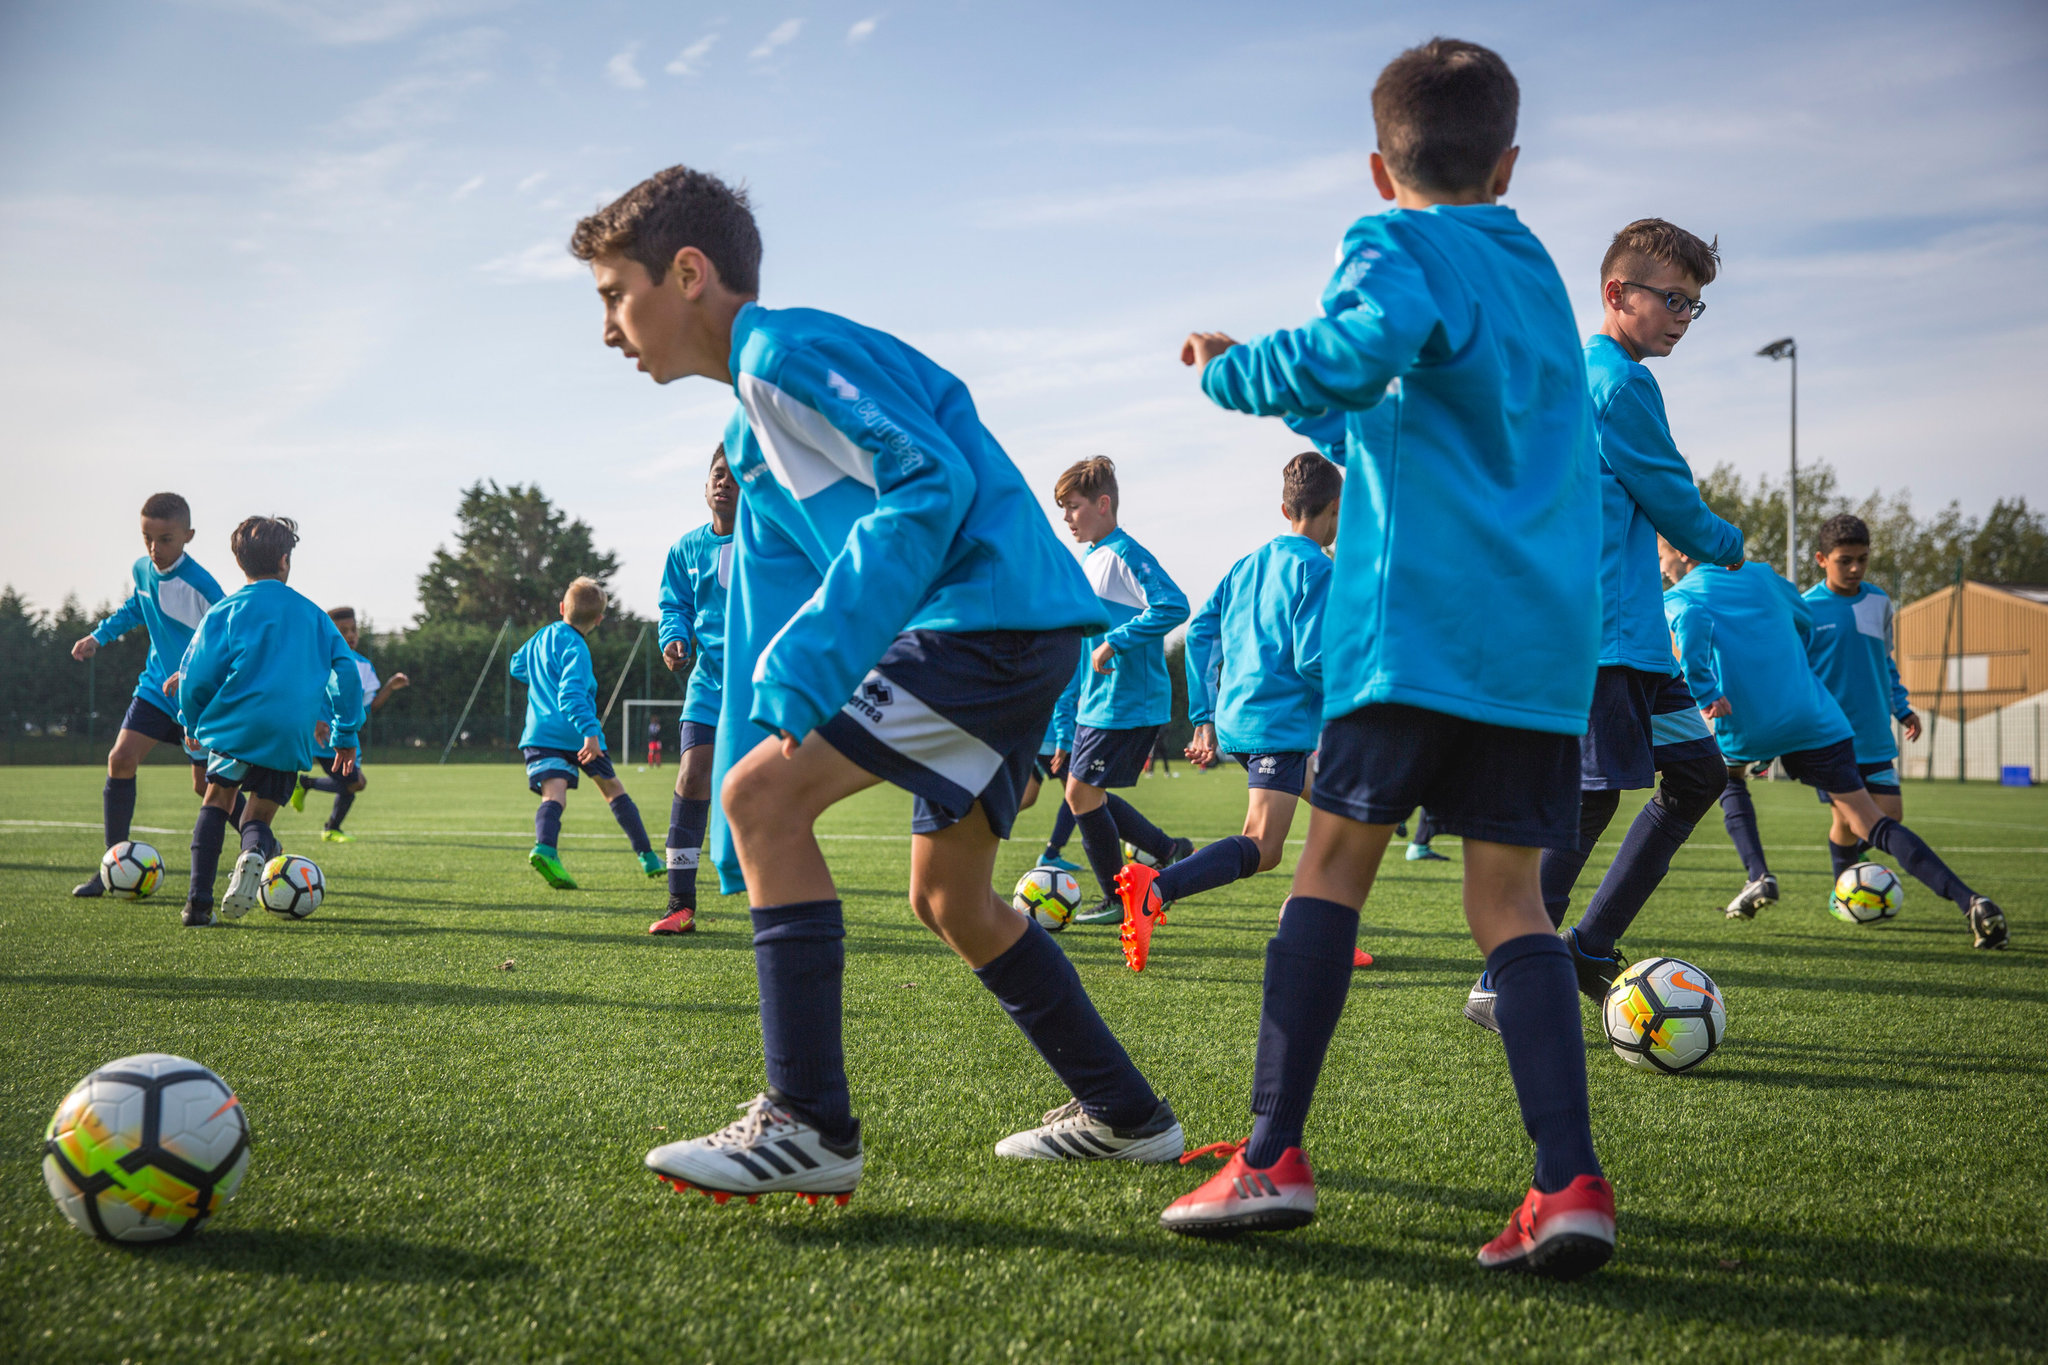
[1201,205,1600,735]
[658,522,733,727]
[315,649,380,759]
[176,579,364,773]
[1803,581,1912,764]
[1583,334,1745,673]
[1076,528,1189,731]
[91,554,225,719]
[1663,564,1853,764]
[510,621,603,752]
[1185,534,1330,754]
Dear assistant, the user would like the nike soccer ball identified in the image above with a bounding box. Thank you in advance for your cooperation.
[260,854,324,919]
[99,841,163,900]
[1124,843,1161,869]
[1603,957,1726,1074]
[1831,862,1902,924]
[1013,865,1082,931]
[42,1053,250,1243]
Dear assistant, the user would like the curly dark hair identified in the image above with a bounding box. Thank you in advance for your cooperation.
[568,165,762,294]
[230,516,299,577]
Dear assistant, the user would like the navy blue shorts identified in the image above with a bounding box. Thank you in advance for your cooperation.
[1068,724,1159,790]
[522,746,617,794]
[1033,753,1056,783]
[1233,751,1311,797]
[202,753,299,805]
[1311,703,1581,849]
[1580,666,1721,791]
[679,721,716,754]
[1811,755,1901,802]
[1772,738,1867,796]
[121,696,196,758]
[316,753,366,784]
[816,628,1082,838]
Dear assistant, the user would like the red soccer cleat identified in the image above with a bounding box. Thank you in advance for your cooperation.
[1116,862,1167,972]
[1159,1141,1317,1236]
[1475,1174,1615,1279]
[1353,947,1373,968]
[649,907,696,935]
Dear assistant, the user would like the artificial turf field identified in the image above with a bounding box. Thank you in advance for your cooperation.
[0,763,2043,1364]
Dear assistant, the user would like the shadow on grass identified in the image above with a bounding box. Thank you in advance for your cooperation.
[0,972,758,1012]
[150,1227,530,1283]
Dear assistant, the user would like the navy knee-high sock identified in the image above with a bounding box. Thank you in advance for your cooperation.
[326,789,356,831]
[1540,790,1621,929]
[1868,817,1977,911]
[104,776,137,847]
[228,791,247,831]
[667,796,710,903]
[535,800,563,850]
[1156,835,1261,904]
[1076,804,1124,898]
[1719,774,1771,880]
[1414,809,1440,846]
[1042,801,1076,859]
[1828,838,1869,880]
[609,793,652,855]
[240,818,279,861]
[1575,797,1699,957]
[752,900,854,1144]
[188,805,230,904]
[973,920,1159,1128]
[306,774,347,795]
[1104,793,1175,863]
[1489,933,1602,1194]
[1245,896,1359,1167]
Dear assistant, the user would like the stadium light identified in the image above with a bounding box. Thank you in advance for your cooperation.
[1757,337,1797,583]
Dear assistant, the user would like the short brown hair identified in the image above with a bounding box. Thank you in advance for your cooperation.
[1282,451,1343,520]
[1054,456,1118,513]
[327,606,356,624]
[140,492,191,525]
[231,516,299,577]
[1372,38,1519,195]
[1599,218,1720,289]
[569,166,762,294]
[564,576,607,627]
[1817,513,1871,556]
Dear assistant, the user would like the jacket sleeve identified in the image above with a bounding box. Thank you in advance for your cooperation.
[92,590,146,647]
[1183,583,1225,728]
[1051,654,1083,751]
[323,620,366,751]
[1103,547,1189,655]
[1294,561,1329,693]
[1282,409,1349,460]
[1785,578,1815,648]
[1884,597,1913,718]
[657,542,693,651]
[174,611,231,730]
[1602,380,1745,567]
[1665,594,1723,709]
[559,636,603,742]
[509,639,531,684]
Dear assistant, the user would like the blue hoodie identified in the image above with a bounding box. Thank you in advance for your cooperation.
[1664,563,1853,763]
[510,621,603,753]
[1076,528,1189,731]
[658,522,733,728]
[1201,205,1600,735]
[176,579,363,773]
[1185,534,1330,754]
[1803,580,1913,764]
[91,554,225,719]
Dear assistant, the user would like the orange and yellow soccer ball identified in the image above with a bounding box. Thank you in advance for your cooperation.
[1831,862,1902,925]
[1603,957,1727,1074]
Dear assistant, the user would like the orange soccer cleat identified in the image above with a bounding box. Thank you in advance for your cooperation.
[1475,1174,1615,1279]
[1159,1141,1317,1236]
[649,906,697,935]
[1115,862,1167,972]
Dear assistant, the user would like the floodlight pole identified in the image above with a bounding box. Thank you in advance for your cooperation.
[1757,338,1798,584]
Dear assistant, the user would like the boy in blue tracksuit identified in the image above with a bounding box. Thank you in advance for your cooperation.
[1160,40,1614,1275]
[291,605,409,842]
[1049,457,1195,924]
[1467,219,1747,1031]
[510,577,659,891]
[572,166,1181,1205]
[1661,540,2005,949]
[67,492,226,897]
[174,517,363,927]
[648,445,738,935]
[1117,452,1347,971]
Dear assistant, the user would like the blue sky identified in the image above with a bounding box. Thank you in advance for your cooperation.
[2,0,2043,627]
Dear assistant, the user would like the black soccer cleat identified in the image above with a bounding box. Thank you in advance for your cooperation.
[1969,897,2009,951]
[1563,929,1627,1003]
[182,900,219,928]
[1163,837,1196,868]
[72,876,106,899]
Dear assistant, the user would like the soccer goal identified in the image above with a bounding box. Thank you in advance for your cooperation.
[622,698,681,770]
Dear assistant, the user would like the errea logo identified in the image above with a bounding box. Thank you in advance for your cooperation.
[861,679,893,707]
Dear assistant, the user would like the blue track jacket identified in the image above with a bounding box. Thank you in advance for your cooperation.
[1803,581,1913,764]
[1201,205,1600,735]
[176,580,363,773]
[1077,529,1188,731]
[92,554,225,718]
[511,621,603,753]
[1185,534,1330,754]
[658,522,733,727]
[1584,334,1745,672]
[1664,564,1853,763]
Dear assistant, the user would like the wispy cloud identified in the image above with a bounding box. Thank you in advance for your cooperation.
[847,16,880,44]
[605,41,645,90]
[478,241,584,282]
[194,0,503,45]
[451,174,484,199]
[982,152,1370,227]
[750,19,802,61]
[666,33,719,76]
[516,171,546,193]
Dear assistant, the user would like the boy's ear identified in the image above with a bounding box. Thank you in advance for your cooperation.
[1489,145,1519,198]
[1369,151,1397,202]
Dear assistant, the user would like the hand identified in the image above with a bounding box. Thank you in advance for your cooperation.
[1700,698,1732,721]
[1049,749,1067,777]
[778,730,800,759]
[1902,712,1922,742]
[388,673,410,691]
[332,747,357,779]
[163,672,181,696]
[71,636,98,662]
[1091,641,1117,674]
[1185,722,1218,767]
[663,640,692,673]
[1180,332,1238,367]
[314,720,331,746]
[578,736,604,765]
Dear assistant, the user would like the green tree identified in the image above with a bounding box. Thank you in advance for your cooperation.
[416,482,622,627]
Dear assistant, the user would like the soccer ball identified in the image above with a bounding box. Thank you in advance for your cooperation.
[260,854,324,919]
[98,841,163,900]
[1831,862,1902,925]
[42,1053,250,1243]
[1013,865,1082,931]
[1603,957,1727,1074]
[1124,843,1161,869]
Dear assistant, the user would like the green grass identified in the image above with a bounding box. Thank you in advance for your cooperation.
[1,763,2043,1363]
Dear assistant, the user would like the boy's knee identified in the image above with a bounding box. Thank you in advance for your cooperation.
[722,760,778,830]
[1655,755,1723,825]
[1255,834,1288,873]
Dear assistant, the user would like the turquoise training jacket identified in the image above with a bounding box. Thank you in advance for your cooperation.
[1185,534,1330,754]
[91,554,225,719]
[1803,580,1913,764]
[176,579,364,773]
[1201,205,1600,735]
[1583,333,1745,673]
[1076,528,1188,731]
[510,621,603,753]
[658,522,733,728]
[1664,563,1853,763]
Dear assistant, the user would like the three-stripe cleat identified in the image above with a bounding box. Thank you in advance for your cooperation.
[994,1097,1184,1163]
[644,1093,862,1205]
[1159,1141,1317,1236]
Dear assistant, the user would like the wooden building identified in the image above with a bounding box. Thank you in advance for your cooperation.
[1894,582,2048,722]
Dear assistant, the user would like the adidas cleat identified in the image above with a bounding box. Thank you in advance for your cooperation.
[1475,1174,1615,1280]
[529,844,577,890]
[1969,896,2009,950]
[1160,1142,1316,1236]
[1405,841,1450,862]
[321,828,354,843]
[288,779,308,814]
[1074,896,1122,926]
[650,906,697,935]
[995,1097,1183,1163]
[637,849,664,878]
[1564,929,1627,1003]
[182,900,219,927]
[220,851,263,920]
[1116,862,1168,972]
[72,875,106,899]
[1724,874,1778,920]
[1464,973,1500,1034]
[645,1093,862,1204]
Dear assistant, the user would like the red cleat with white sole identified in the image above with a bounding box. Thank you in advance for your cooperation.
[1475,1174,1615,1279]
[1353,947,1373,968]
[649,907,696,935]
[1159,1141,1317,1236]
[1116,862,1167,972]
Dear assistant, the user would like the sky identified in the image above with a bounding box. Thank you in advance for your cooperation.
[2,0,2044,628]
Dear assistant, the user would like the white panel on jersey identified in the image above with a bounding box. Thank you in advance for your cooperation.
[156,577,213,630]
[716,540,734,588]
[736,373,878,500]
[839,669,1003,796]
[356,660,380,694]
[1851,593,1888,640]
[1086,547,1149,611]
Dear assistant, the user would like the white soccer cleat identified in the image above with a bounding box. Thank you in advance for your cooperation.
[994,1097,1184,1163]
[645,1093,863,1205]
[219,852,264,921]
[1464,974,1500,1034]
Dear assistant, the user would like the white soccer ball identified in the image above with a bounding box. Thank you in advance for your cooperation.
[1124,843,1161,869]
[99,841,164,900]
[1603,957,1727,1074]
[42,1053,250,1243]
[1013,865,1082,931]
[260,854,324,919]
[1831,862,1902,925]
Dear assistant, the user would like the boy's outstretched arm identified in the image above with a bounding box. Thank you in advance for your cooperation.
[557,637,604,756]
[1602,382,1745,568]
[75,590,145,660]
[1665,598,1724,716]
[1293,562,1330,694]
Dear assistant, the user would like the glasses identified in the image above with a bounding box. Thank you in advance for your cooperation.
[1621,282,1705,320]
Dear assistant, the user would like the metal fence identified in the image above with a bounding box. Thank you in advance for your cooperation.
[1897,692,2046,784]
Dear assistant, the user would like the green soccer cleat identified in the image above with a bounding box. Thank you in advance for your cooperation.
[638,849,664,878]
[288,778,308,814]
[529,844,578,890]
[1074,896,1122,925]
[321,828,355,844]
[1405,841,1450,862]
